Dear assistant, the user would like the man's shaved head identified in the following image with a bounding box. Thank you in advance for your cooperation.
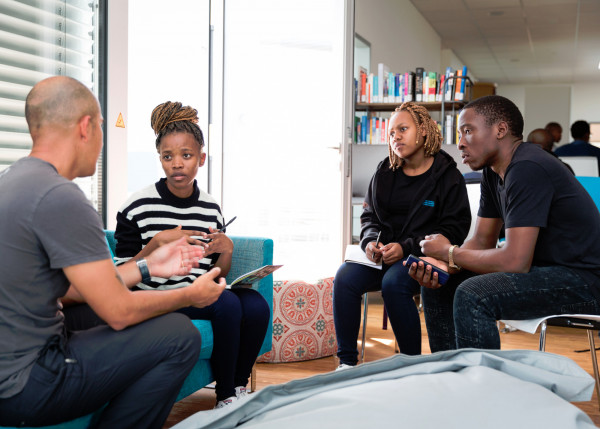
[25,76,99,137]
[527,128,554,152]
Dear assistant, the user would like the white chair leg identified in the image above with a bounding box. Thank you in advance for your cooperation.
[360,292,368,363]
[586,330,600,410]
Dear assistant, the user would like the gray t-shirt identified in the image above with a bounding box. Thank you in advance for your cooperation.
[0,157,110,398]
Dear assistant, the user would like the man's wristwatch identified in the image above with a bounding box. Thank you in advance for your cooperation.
[136,258,151,283]
[448,245,461,270]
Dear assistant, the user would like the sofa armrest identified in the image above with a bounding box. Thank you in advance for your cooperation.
[226,236,274,356]
[103,229,117,260]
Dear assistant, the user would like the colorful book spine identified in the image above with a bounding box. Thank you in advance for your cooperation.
[437,75,445,102]
[362,114,368,144]
[396,73,403,103]
[360,71,367,103]
[454,69,463,101]
[427,71,437,102]
[456,66,468,101]
[373,75,379,103]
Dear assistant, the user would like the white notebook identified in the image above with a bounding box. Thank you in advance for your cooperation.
[344,244,382,270]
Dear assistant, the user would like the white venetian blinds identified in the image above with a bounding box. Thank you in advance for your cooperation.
[0,0,97,171]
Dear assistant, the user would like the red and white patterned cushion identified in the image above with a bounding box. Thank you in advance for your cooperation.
[258,277,337,363]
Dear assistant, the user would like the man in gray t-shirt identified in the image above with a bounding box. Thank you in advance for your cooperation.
[0,157,111,399]
[0,76,226,428]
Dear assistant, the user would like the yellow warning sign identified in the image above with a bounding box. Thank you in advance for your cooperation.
[115,112,125,128]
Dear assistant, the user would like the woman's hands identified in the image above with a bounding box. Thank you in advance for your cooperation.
[150,225,207,248]
[202,227,234,257]
[367,241,404,265]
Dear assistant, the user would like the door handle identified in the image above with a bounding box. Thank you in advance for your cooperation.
[328,144,341,153]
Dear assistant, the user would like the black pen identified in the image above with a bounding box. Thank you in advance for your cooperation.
[221,216,237,233]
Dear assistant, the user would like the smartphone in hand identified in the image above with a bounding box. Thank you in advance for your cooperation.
[406,254,450,285]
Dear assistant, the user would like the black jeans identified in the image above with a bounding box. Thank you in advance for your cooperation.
[333,259,422,365]
[422,266,600,351]
[176,288,270,401]
[0,313,201,429]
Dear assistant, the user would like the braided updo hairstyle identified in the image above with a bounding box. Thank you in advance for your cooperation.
[150,101,204,150]
[388,102,442,170]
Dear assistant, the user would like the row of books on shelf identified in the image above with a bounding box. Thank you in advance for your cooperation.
[444,113,470,146]
[355,111,462,145]
[355,64,469,105]
[354,113,389,145]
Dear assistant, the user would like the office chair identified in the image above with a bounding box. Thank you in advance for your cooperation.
[360,292,420,362]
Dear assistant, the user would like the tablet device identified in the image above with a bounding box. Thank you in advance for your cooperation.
[406,254,450,285]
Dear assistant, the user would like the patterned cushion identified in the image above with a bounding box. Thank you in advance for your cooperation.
[258,278,337,363]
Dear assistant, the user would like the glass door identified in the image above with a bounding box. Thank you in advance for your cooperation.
[221,0,354,281]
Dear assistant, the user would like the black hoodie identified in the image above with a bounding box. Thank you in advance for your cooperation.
[360,149,471,257]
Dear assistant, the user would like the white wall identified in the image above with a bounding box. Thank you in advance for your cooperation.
[571,83,600,124]
[355,0,441,74]
[498,82,600,146]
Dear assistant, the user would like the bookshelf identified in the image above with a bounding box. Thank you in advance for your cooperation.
[354,75,473,146]
[355,101,466,113]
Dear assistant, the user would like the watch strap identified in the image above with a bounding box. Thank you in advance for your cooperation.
[448,244,461,270]
[136,258,151,283]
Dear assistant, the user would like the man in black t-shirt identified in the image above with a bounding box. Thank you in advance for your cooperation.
[407,95,600,351]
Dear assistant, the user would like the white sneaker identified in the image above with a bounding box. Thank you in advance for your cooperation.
[335,363,354,371]
[235,386,249,399]
[214,395,237,409]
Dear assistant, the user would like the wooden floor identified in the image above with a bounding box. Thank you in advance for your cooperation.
[164,301,600,427]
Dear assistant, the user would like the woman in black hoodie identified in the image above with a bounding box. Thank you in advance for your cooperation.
[334,102,471,368]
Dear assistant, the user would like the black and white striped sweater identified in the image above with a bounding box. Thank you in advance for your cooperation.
[115,178,224,290]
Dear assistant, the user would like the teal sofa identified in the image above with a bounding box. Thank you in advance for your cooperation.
[1,233,273,429]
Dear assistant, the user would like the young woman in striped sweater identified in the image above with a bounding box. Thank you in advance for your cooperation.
[115,101,269,409]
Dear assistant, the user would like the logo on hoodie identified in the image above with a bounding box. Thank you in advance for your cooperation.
[423,200,435,207]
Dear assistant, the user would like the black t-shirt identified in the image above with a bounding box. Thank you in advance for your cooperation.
[479,143,600,290]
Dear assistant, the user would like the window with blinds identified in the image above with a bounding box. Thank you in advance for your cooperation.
[0,0,100,207]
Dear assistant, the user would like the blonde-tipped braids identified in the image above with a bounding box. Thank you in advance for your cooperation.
[151,101,204,150]
[388,101,442,170]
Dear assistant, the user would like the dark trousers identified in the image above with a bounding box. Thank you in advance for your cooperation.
[333,259,422,366]
[0,313,201,429]
[422,266,600,351]
[176,288,270,401]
